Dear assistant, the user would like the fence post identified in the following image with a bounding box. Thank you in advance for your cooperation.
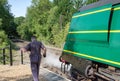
[10,43,13,66]
[3,48,6,65]
[21,51,23,64]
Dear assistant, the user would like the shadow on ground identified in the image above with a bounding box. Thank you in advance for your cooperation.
[16,75,33,81]
[0,74,47,81]
[0,75,33,81]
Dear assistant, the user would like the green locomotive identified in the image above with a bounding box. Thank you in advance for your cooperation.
[60,0,120,80]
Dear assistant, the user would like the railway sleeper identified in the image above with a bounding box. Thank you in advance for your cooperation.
[96,67,120,81]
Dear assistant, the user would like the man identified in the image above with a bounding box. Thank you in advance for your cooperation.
[20,36,46,81]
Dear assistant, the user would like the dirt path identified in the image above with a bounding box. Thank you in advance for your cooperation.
[0,64,70,81]
[0,65,46,81]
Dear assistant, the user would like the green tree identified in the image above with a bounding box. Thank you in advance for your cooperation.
[17,22,32,40]
[85,0,99,4]
[70,0,85,10]
[14,16,25,26]
[0,30,9,48]
[13,16,25,38]
[0,19,2,29]
[44,6,58,44]
[0,0,13,47]
[0,0,13,35]
[18,0,52,40]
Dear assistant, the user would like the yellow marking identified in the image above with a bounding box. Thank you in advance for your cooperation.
[114,7,120,10]
[69,30,120,34]
[110,30,120,32]
[69,30,108,34]
[63,50,120,66]
[72,8,111,18]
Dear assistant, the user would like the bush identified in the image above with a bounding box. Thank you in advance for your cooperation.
[52,22,70,48]
[0,30,9,48]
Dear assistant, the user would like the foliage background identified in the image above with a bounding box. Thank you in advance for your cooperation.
[0,0,99,48]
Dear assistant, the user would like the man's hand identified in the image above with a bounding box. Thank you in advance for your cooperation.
[42,48,46,58]
[20,47,26,52]
[43,53,46,57]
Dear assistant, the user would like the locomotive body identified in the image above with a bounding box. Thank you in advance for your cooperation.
[61,0,120,80]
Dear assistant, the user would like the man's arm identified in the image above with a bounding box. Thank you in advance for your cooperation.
[41,43,46,57]
[20,43,31,53]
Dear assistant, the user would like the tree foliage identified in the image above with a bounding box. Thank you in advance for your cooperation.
[0,0,13,47]
[0,30,9,48]
[85,0,99,4]
[0,0,13,35]
[0,19,2,29]
[14,16,25,26]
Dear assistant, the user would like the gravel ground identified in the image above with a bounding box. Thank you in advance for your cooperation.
[0,65,46,81]
[0,64,70,81]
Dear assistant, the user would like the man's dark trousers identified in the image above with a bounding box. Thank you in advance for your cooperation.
[30,56,41,81]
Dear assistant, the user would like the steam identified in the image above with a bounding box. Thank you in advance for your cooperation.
[42,49,61,68]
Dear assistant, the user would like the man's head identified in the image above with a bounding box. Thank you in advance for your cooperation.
[31,36,37,42]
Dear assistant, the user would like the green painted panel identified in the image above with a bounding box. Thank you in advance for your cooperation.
[110,4,120,47]
[63,4,120,68]
[67,33,109,43]
[69,4,112,41]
